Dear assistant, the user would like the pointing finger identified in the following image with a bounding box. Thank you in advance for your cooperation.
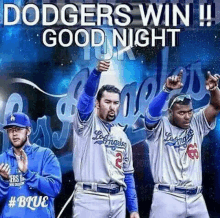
[207,71,218,82]
[206,84,210,90]
[207,71,211,78]
[174,75,178,82]
[167,76,172,82]
[178,69,183,79]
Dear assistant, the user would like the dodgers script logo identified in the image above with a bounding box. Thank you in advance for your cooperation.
[164,128,194,149]
[92,130,127,151]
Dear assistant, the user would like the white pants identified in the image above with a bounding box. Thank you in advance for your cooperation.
[150,188,209,218]
[73,183,126,218]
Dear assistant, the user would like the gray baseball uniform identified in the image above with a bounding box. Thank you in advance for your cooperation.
[146,109,215,218]
[72,111,134,218]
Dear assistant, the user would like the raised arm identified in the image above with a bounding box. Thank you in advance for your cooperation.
[77,61,110,121]
[145,70,183,129]
[204,72,220,125]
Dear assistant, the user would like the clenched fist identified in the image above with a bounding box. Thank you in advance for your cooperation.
[165,70,183,90]
[206,71,220,91]
[96,61,110,72]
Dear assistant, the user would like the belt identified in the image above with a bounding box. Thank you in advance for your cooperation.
[157,185,202,195]
[83,184,122,194]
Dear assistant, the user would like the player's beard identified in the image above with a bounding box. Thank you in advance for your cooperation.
[106,113,116,121]
[11,136,28,150]
[106,108,119,121]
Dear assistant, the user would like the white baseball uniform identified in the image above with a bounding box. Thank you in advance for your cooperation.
[72,111,134,218]
[146,109,216,218]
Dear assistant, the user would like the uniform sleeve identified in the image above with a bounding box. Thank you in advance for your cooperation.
[145,91,169,127]
[193,109,216,137]
[123,138,134,174]
[0,176,9,202]
[72,110,95,136]
[22,149,62,198]
[77,90,95,121]
[145,119,164,142]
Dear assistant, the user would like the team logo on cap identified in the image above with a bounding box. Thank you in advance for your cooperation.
[10,115,15,121]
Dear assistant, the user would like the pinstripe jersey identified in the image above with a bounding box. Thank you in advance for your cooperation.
[73,111,134,187]
[146,109,215,188]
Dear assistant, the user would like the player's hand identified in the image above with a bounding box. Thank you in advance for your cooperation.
[165,70,183,90]
[96,61,110,72]
[16,149,28,173]
[130,212,140,218]
[205,71,220,91]
[0,163,10,180]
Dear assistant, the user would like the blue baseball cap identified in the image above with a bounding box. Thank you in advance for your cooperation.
[3,112,31,129]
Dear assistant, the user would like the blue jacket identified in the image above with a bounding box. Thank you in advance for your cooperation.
[0,144,62,218]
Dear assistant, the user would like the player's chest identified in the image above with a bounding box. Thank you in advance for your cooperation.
[163,127,198,149]
[162,128,200,160]
[91,126,127,153]
[9,167,25,187]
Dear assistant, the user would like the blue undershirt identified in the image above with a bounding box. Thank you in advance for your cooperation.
[145,91,169,125]
[77,68,101,121]
[124,173,139,213]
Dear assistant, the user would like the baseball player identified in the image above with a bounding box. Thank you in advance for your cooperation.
[0,112,62,217]
[144,70,220,218]
[72,61,139,218]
